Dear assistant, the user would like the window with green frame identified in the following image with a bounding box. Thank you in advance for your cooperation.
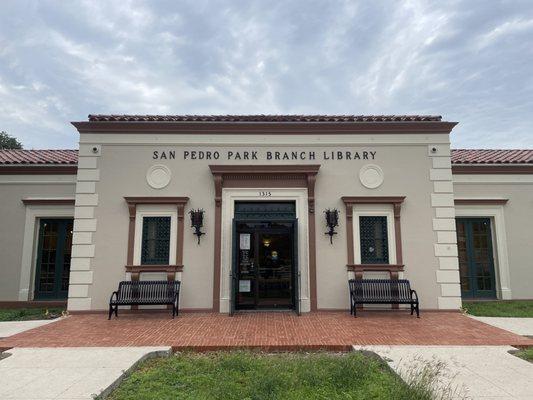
[359,216,389,264]
[141,216,171,265]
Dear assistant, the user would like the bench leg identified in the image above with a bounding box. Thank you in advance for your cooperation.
[353,304,357,318]
[108,305,113,320]
[410,304,414,316]
[416,303,420,318]
[115,305,118,318]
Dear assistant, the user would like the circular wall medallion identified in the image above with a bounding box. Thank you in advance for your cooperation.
[359,164,384,189]
[146,164,171,189]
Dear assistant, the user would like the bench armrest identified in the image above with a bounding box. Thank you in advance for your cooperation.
[109,291,118,303]
[410,289,419,302]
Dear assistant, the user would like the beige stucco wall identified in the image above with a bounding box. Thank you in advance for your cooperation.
[0,175,75,300]
[76,132,459,311]
[453,177,533,299]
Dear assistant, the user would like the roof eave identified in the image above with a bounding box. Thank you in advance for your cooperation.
[452,164,533,174]
[0,165,78,175]
[71,120,458,134]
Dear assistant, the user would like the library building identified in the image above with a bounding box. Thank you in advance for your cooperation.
[0,115,531,314]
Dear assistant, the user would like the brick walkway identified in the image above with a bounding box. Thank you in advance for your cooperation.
[1,311,532,351]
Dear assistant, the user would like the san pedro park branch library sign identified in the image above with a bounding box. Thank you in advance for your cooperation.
[153,149,378,161]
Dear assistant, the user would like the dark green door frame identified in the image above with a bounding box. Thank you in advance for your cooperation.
[456,218,497,299]
[34,219,73,300]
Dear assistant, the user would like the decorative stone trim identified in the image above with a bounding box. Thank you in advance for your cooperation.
[428,144,461,310]
[124,197,189,281]
[358,164,384,189]
[341,196,405,273]
[210,165,320,312]
[125,264,184,281]
[67,144,101,311]
[347,264,404,279]
[146,164,172,189]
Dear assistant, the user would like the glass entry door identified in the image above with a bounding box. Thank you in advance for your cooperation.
[456,218,496,298]
[34,219,73,300]
[232,219,298,311]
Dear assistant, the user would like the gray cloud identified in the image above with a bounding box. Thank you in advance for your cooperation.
[0,0,532,148]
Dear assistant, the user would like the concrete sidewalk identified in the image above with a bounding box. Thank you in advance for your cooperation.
[469,316,533,337]
[0,319,60,338]
[354,345,533,399]
[0,347,171,399]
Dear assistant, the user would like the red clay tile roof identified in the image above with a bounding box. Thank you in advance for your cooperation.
[1,149,532,166]
[87,114,443,122]
[451,149,533,164]
[0,150,78,165]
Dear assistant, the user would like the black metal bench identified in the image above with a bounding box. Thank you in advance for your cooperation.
[108,280,181,319]
[348,279,419,317]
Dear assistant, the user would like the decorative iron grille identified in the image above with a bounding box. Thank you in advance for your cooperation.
[141,217,171,265]
[234,202,296,220]
[359,216,389,264]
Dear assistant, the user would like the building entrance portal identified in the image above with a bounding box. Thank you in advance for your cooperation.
[230,202,299,314]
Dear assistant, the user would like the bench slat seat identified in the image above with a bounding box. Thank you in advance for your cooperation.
[348,279,419,317]
[109,280,180,319]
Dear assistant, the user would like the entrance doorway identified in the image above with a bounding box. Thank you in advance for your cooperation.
[456,218,497,298]
[34,219,73,300]
[230,202,299,314]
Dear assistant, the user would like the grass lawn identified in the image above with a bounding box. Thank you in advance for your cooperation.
[514,348,533,363]
[106,351,443,400]
[0,308,64,322]
[462,300,533,317]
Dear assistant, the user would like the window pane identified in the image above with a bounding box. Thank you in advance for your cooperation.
[359,216,389,264]
[141,217,171,265]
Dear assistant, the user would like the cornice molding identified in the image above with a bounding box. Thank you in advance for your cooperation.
[0,166,77,175]
[454,198,509,205]
[72,121,458,135]
[452,165,533,174]
[124,196,190,207]
[341,196,406,205]
[22,198,75,206]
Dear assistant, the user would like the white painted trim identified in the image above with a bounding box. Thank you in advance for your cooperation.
[220,188,310,313]
[133,205,178,266]
[351,204,397,265]
[455,205,512,299]
[19,205,74,301]
[453,175,533,184]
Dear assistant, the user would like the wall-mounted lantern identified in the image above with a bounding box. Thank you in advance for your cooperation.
[189,209,205,244]
[324,208,339,244]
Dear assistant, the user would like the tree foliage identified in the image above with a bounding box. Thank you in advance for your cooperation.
[0,131,23,149]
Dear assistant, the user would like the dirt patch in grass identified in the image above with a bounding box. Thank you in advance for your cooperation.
[0,308,65,321]
[462,300,533,317]
[105,351,446,400]
[511,348,533,363]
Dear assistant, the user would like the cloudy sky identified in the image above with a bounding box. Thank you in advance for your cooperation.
[1,0,532,149]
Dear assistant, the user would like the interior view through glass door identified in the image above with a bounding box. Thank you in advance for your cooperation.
[232,201,298,311]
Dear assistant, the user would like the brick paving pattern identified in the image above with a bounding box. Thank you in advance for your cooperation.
[1,311,532,351]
